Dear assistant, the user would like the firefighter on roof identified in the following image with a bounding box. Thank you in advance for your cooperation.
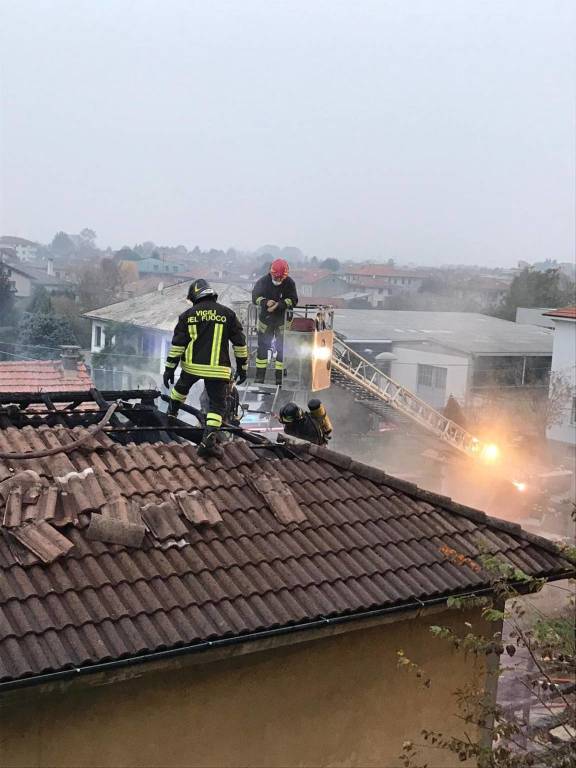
[252,259,298,385]
[163,279,248,458]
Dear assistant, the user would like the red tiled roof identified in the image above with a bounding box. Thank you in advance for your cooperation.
[0,423,572,687]
[0,361,93,394]
[543,306,576,320]
[344,265,420,279]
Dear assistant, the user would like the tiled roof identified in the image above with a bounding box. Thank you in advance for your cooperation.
[543,306,576,320]
[0,426,573,687]
[0,361,94,394]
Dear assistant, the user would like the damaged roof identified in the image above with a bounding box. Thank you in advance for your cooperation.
[0,399,573,688]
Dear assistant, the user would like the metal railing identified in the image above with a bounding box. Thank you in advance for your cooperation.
[331,337,482,457]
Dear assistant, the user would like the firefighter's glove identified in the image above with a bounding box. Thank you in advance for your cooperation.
[234,361,247,385]
[163,367,175,389]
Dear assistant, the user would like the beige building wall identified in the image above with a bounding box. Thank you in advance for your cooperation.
[0,609,491,768]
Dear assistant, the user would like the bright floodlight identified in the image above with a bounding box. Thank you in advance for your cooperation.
[512,481,527,492]
[481,443,500,463]
[313,346,331,361]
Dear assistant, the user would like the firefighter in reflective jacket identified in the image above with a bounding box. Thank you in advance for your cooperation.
[163,279,248,458]
[251,259,298,385]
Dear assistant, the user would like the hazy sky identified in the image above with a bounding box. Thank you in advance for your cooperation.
[1,0,574,266]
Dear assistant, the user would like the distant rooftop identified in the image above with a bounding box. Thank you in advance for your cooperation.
[85,281,251,333]
[543,306,576,320]
[0,360,94,393]
[7,263,70,288]
[0,236,38,247]
[334,310,553,356]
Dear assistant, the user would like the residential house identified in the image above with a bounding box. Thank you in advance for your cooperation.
[290,269,350,299]
[137,255,189,276]
[452,276,510,311]
[0,390,573,768]
[0,236,39,262]
[334,309,553,410]
[543,307,576,447]
[2,261,74,302]
[85,281,250,388]
[342,265,425,305]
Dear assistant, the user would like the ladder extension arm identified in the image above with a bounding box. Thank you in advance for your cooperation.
[331,338,483,457]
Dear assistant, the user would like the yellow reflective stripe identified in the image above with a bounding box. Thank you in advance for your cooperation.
[165,361,178,369]
[284,299,293,307]
[168,345,186,356]
[210,323,223,367]
[233,345,248,357]
[186,324,197,365]
[181,362,231,378]
[206,412,222,427]
[275,360,284,370]
[255,358,268,368]
[255,296,264,305]
[170,388,187,402]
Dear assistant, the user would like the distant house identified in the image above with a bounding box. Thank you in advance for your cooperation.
[137,255,189,276]
[0,352,93,393]
[291,269,349,299]
[515,307,557,329]
[341,265,424,307]
[452,276,510,310]
[0,393,573,767]
[543,307,576,447]
[334,309,553,410]
[0,236,39,262]
[2,262,74,302]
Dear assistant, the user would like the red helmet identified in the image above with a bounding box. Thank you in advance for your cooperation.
[270,258,289,281]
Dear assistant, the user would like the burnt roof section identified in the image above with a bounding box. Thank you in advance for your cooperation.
[0,390,573,689]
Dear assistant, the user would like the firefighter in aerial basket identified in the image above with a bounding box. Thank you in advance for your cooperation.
[163,279,248,458]
[252,258,298,385]
[278,399,333,446]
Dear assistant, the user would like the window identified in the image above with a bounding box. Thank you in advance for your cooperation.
[418,364,447,390]
[94,325,102,348]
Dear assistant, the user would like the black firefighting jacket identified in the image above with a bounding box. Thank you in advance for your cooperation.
[252,274,298,328]
[165,299,247,380]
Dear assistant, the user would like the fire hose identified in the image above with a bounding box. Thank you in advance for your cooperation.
[0,401,119,460]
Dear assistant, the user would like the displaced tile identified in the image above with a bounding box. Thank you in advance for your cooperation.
[102,496,143,526]
[2,488,23,528]
[250,472,306,525]
[141,501,188,541]
[173,490,223,526]
[10,521,74,563]
[86,514,146,548]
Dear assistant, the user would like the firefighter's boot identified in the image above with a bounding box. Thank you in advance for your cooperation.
[197,427,223,459]
[255,367,266,384]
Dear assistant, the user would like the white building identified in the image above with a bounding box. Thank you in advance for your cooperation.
[543,307,576,446]
[334,309,553,410]
[0,236,39,262]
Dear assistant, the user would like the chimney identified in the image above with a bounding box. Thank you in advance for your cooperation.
[47,257,55,277]
[60,345,82,372]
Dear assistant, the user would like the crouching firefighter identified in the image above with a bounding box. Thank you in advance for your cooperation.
[163,279,248,458]
[278,399,333,446]
[252,258,298,385]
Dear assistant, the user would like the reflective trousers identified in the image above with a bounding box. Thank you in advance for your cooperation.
[170,371,228,428]
[256,325,284,373]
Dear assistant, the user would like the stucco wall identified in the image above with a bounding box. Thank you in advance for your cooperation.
[547,319,576,445]
[0,609,490,768]
[390,345,470,408]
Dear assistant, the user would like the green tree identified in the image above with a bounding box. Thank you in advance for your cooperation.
[79,228,97,245]
[51,231,75,257]
[28,285,53,314]
[17,313,78,359]
[319,258,341,272]
[496,268,575,321]
[0,263,16,325]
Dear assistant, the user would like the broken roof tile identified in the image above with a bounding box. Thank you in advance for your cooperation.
[141,501,188,541]
[174,491,223,526]
[2,488,22,528]
[10,521,74,563]
[86,514,146,548]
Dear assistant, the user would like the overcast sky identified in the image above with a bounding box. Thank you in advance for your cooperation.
[0,0,574,266]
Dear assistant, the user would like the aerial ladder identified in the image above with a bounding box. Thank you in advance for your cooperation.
[330,337,494,461]
[239,301,496,461]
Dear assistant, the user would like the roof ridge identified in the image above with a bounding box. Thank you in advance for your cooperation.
[302,445,566,557]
